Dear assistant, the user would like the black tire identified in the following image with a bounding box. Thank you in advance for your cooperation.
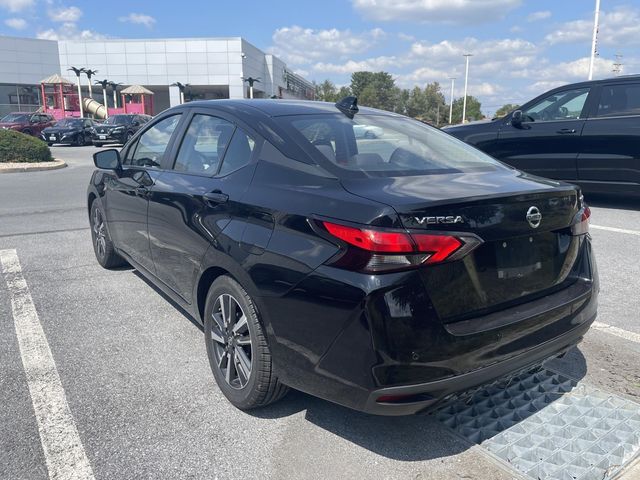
[74,133,84,146]
[22,129,32,136]
[90,200,126,269]
[94,142,103,147]
[47,142,53,147]
[204,276,288,410]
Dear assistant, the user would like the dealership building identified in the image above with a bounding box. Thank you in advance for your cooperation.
[0,35,315,116]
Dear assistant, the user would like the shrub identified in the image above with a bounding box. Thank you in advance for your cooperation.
[0,129,53,163]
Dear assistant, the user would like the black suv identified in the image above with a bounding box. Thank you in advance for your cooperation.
[92,114,151,147]
[41,117,96,146]
[88,99,597,415]
[444,76,640,196]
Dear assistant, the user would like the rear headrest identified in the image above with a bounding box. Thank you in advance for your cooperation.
[349,153,385,168]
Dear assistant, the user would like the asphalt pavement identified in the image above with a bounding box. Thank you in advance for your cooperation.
[1,145,639,480]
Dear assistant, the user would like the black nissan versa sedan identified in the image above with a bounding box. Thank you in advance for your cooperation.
[444,75,640,196]
[87,98,598,415]
[91,114,150,147]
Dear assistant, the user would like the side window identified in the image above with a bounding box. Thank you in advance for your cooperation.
[173,114,235,175]
[218,128,256,176]
[123,114,181,168]
[597,84,640,117]
[522,88,590,122]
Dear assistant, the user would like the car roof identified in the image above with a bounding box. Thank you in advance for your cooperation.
[548,74,640,91]
[182,99,399,117]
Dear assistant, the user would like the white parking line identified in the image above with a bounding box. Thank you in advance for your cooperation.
[592,321,640,344]
[0,249,95,480]
[591,224,640,236]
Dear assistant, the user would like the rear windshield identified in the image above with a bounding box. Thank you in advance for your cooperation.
[1,113,29,123]
[56,119,83,127]
[277,114,504,177]
[104,115,132,125]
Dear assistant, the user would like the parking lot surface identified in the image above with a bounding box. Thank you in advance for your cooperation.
[1,146,639,479]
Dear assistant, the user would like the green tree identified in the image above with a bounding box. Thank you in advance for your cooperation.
[451,96,483,124]
[315,79,338,102]
[349,71,397,112]
[494,103,520,118]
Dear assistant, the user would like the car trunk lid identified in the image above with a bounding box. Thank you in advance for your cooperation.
[341,169,583,322]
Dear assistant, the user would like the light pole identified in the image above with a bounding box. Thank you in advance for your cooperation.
[242,77,261,99]
[462,54,472,124]
[448,77,456,125]
[68,66,85,117]
[96,79,109,117]
[588,0,601,80]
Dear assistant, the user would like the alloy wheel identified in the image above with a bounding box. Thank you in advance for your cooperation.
[92,207,107,259]
[210,293,253,389]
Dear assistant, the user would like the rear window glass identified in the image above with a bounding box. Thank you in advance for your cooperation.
[277,114,503,177]
[597,84,640,117]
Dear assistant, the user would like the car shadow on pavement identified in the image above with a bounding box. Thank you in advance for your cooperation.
[248,347,588,462]
[584,193,640,211]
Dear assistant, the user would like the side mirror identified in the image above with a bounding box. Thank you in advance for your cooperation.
[93,149,121,170]
[511,110,523,127]
[131,121,140,127]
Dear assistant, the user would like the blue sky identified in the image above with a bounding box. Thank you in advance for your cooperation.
[1,0,639,114]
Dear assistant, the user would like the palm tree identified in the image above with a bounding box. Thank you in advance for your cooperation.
[95,79,110,115]
[84,69,98,100]
[108,81,123,108]
[68,66,85,116]
[171,82,190,104]
[241,76,261,99]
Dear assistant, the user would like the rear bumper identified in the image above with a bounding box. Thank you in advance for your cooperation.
[263,235,598,416]
[363,314,593,415]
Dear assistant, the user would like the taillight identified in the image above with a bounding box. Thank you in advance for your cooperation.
[571,205,590,236]
[321,221,482,273]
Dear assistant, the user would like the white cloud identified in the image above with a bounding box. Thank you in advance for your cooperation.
[4,17,27,29]
[118,13,156,28]
[37,22,106,41]
[546,6,640,46]
[527,10,551,22]
[270,26,385,65]
[0,0,33,12]
[398,32,415,42]
[313,55,408,75]
[48,6,82,22]
[352,0,521,24]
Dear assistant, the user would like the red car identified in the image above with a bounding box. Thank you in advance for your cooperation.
[0,112,56,137]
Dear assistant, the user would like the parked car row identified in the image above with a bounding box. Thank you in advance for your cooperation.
[0,112,152,147]
[444,75,640,196]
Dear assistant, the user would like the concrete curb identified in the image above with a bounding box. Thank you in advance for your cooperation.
[0,159,67,174]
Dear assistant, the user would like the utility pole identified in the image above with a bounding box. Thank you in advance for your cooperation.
[462,54,472,124]
[448,77,456,125]
[612,53,623,75]
[588,0,601,80]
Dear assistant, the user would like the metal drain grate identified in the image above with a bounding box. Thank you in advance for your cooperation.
[435,368,640,480]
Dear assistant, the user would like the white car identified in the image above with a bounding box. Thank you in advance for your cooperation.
[353,124,384,139]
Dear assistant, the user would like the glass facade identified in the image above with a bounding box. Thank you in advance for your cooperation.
[0,84,42,117]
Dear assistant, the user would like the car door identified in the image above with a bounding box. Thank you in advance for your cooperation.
[103,113,183,274]
[147,109,260,302]
[577,82,640,189]
[496,87,593,180]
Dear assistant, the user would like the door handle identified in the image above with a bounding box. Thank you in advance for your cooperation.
[557,128,577,134]
[135,185,151,197]
[203,190,229,205]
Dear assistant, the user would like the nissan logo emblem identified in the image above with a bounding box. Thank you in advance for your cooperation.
[526,206,542,229]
